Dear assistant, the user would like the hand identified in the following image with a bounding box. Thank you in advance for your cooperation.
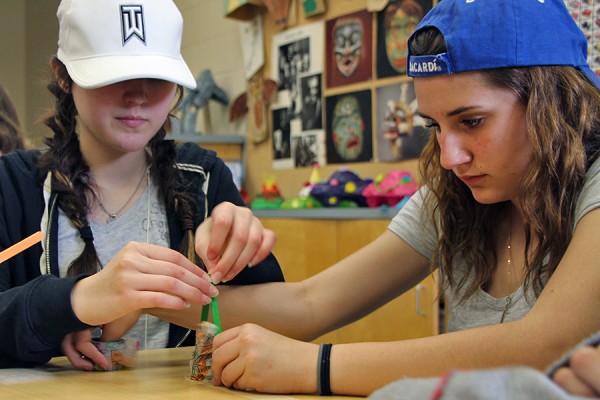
[71,241,218,327]
[195,202,276,284]
[61,329,107,371]
[211,323,318,394]
[552,345,600,397]
[100,311,142,342]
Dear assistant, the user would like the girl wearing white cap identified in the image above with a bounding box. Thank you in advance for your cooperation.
[0,0,283,370]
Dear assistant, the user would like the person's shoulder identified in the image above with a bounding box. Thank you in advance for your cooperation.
[0,149,42,176]
[588,155,600,175]
[174,141,220,172]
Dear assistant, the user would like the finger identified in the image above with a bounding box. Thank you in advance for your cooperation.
[212,334,243,387]
[568,347,600,395]
[76,340,109,370]
[101,314,140,342]
[212,326,243,349]
[62,335,94,371]
[213,212,263,282]
[206,206,236,262]
[248,229,276,268]
[115,252,218,301]
[219,224,261,282]
[221,225,276,282]
[124,273,218,307]
[138,242,211,281]
[553,367,596,397]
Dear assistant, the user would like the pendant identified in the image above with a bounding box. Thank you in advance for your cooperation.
[500,295,512,323]
[107,214,117,224]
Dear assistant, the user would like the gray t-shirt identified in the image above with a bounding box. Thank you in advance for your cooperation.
[56,180,170,349]
[388,157,600,332]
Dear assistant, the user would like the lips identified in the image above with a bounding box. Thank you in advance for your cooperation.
[347,137,360,149]
[117,116,147,128]
[459,174,485,186]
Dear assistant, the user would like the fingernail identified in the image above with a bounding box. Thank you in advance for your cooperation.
[209,285,219,297]
[184,302,191,308]
[211,272,222,284]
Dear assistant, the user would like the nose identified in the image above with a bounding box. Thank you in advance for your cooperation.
[438,130,472,170]
[122,79,149,105]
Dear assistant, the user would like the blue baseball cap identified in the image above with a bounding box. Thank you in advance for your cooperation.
[406,0,600,90]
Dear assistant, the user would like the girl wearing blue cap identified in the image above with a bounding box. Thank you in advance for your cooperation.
[0,0,283,370]
[153,0,600,397]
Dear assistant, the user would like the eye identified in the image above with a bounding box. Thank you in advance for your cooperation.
[462,118,483,128]
[424,121,440,132]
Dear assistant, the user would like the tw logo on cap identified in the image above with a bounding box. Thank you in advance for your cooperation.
[121,5,146,45]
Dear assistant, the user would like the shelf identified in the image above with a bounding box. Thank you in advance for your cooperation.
[252,207,399,220]
[166,133,246,145]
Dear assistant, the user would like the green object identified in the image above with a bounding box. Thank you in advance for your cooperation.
[337,200,359,208]
[303,0,316,13]
[201,294,222,334]
[251,195,284,209]
[281,195,323,209]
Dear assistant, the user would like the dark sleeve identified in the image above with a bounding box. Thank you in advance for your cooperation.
[0,275,91,368]
[0,152,90,367]
[205,156,285,285]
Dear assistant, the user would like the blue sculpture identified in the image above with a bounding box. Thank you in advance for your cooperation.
[175,69,229,134]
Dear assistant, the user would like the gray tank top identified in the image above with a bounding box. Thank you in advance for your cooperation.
[56,180,170,349]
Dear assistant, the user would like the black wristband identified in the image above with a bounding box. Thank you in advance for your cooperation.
[317,343,332,396]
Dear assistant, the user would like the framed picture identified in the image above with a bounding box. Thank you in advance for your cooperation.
[376,0,433,79]
[375,80,429,161]
[325,9,373,88]
[325,89,373,164]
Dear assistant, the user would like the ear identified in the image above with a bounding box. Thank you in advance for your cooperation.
[50,57,72,93]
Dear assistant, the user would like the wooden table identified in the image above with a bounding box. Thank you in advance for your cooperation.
[0,347,362,399]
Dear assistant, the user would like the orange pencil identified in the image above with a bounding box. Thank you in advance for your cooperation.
[0,231,44,264]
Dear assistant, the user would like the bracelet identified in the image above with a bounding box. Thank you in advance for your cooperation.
[317,343,333,396]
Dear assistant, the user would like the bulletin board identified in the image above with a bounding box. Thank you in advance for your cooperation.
[245,0,432,200]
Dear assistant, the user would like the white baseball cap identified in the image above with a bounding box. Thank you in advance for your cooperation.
[56,0,197,89]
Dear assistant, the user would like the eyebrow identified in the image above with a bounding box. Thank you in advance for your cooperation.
[418,105,482,120]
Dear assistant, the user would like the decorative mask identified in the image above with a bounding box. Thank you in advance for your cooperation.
[331,96,364,160]
[333,17,363,77]
[384,0,424,74]
[382,99,413,158]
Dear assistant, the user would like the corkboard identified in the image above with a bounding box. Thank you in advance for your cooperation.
[246,0,422,200]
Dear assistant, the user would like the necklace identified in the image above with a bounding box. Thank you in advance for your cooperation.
[500,207,513,323]
[94,167,149,224]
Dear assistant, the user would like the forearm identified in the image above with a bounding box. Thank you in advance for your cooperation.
[328,320,582,397]
[0,275,89,367]
[149,282,320,340]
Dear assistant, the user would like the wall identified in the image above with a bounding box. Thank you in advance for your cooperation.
[175,0,248,137]
[0,0,59,147]
[251,0,419,200]
[0,1,27,133]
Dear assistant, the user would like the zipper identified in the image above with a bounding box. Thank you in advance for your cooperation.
[45,194,58,275]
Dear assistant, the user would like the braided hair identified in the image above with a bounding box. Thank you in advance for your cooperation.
[38,57,199,277]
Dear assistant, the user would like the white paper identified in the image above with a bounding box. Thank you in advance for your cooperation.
[238,15,264,80]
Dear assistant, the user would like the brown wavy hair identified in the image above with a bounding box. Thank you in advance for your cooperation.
[37,57,199,276]
[410,28,600,302]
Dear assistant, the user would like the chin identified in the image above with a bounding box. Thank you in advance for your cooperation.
[469,189,504,205]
